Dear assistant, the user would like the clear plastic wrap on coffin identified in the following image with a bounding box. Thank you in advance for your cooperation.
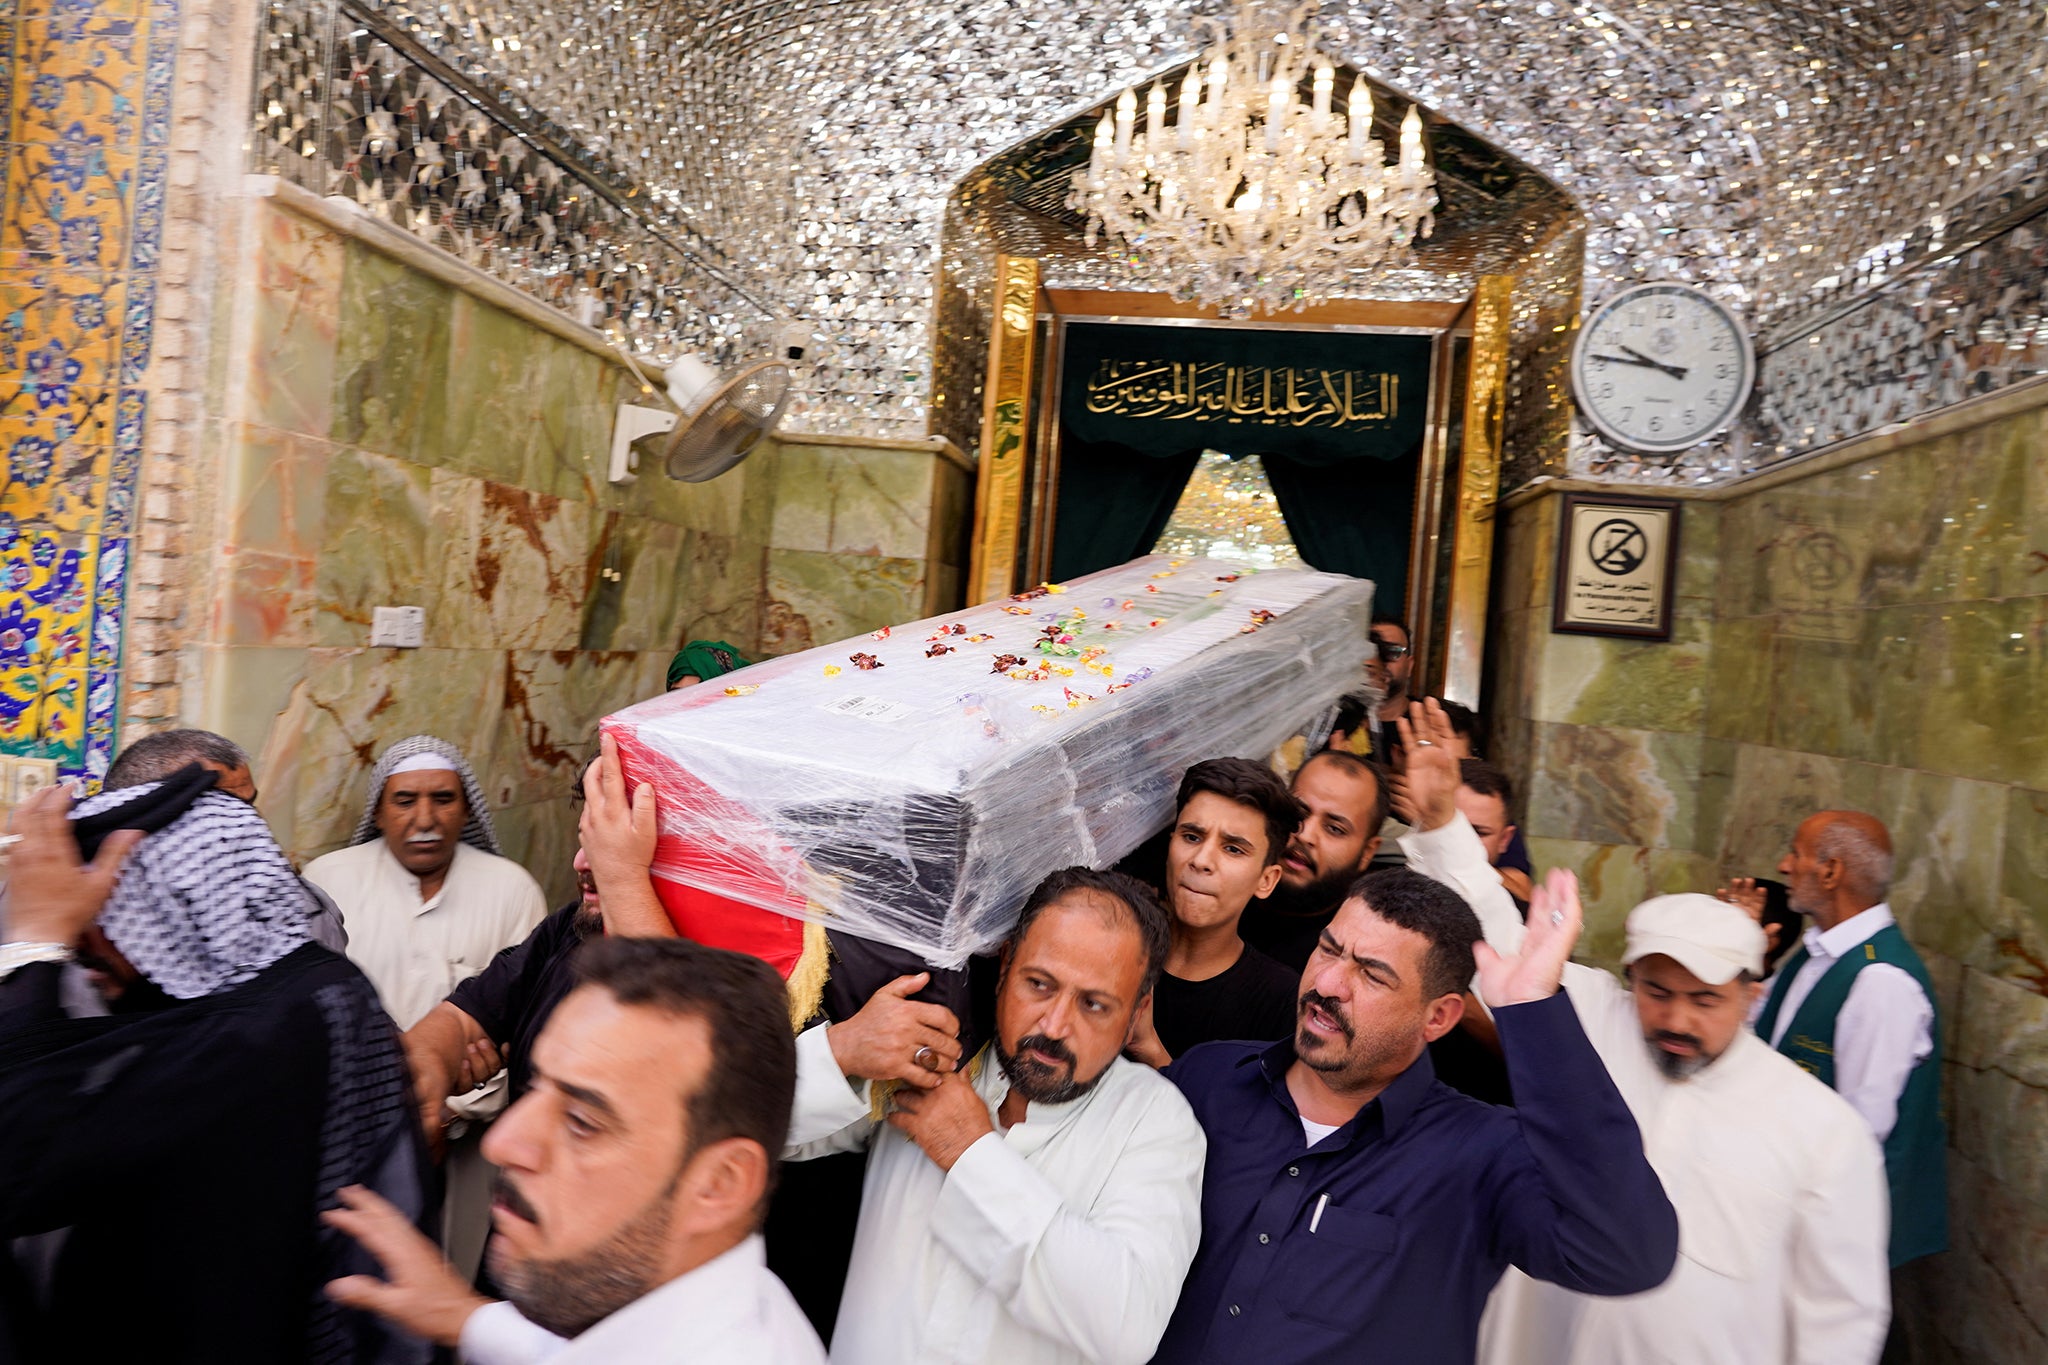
[601,555,1375,966]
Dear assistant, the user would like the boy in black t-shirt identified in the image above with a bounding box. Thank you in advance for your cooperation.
[1127,757,1305,1066]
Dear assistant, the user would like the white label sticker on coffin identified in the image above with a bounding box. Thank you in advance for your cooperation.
[824,694,918,723]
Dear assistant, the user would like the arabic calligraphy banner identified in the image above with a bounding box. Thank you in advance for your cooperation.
[1059,322,1432,465]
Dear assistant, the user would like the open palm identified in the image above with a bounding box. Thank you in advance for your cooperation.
[1474,868,1583,1008]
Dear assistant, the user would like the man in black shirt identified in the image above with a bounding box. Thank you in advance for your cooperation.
[1128,758,1305,1066]
[1239,750,1389,974]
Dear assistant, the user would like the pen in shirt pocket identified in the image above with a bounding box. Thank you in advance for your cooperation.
[1310,1193,1329,1234]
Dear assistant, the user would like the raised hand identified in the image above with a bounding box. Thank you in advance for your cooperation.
[825,972,963,1089]
[581,732,673,937]
[1473,867,1582,1009]
[1714,877,1766,921]
[1391,699,1461,833]
[2,786,142,947]
[323,1185,488,1347]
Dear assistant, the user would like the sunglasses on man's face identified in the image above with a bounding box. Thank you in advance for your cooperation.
[1373,639,1411,662]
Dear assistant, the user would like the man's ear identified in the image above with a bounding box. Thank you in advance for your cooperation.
[1254,860,1285,900]
[1420,991,1466,1044]
[679,1136,770,1236]
[1360,833,1383,867]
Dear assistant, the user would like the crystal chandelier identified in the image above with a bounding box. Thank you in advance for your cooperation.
[1069,0,1437,316]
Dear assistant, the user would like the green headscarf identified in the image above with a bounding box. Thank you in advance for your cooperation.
[667,639,754,690]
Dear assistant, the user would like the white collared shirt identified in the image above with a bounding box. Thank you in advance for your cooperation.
[304,839,548,1031]
[458,1234,825,1364]
[786,1025,1207,1365]
[1757,904,1934,1143]
[1402,818,1892,1365]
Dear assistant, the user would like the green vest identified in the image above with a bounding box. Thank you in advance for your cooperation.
[1756,922,1947,1266]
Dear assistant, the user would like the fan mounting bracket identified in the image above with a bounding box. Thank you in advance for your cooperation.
[608,403,679,484]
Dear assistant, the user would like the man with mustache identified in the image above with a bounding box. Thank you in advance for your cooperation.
[322,937,825,1363]
[400,736,673,1144]
[1237,749,1388,974]
[307,735,552,1275]
[784,867,1207,1365]
[1150,749,1679,1361]
[1383,714,1890,1364]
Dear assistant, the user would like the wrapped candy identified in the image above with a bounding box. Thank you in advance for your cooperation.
[602,555,1373,967]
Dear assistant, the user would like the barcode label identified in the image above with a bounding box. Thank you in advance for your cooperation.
[823,694,916,723]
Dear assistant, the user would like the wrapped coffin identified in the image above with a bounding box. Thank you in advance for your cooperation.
[602,555,1373,967]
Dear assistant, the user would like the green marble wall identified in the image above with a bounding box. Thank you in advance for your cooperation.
[1492,401,2048,1362]
[199,201,968,904]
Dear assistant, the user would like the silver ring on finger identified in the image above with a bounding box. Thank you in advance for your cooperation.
[1550,910,1565,927]
[913,1045,937,1071]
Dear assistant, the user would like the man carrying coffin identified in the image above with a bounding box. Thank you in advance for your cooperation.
[787,867,1207,1365]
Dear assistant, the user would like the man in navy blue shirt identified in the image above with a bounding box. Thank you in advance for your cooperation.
[1152,780,1678,1364]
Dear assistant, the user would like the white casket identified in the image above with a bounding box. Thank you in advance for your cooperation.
[602,555,1373,967]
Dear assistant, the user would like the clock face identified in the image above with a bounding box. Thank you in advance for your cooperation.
[1570,284,1756,454]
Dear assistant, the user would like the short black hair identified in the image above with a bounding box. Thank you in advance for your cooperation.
[1331,692,1372,738]
[573,937,796,1221]
[1437,699,1481,750]
[105,729,249,790]
[1342,867,1483,1001]
[1294,749,1393,835]
[1370,612,1409,639]
[1457,758,1514,812]
[1175,757,1306,867]
[1012,866,1171,999]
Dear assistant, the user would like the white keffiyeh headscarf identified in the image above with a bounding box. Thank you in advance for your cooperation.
[71,784,314,1000]
[348,734,500,855]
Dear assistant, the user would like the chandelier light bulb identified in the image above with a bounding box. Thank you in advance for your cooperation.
[1311,63,1333,132]
[1148,82,1168,142]
[1348,77,1373,162]
[1177,74,1200,148]
[1114,89,1136,165]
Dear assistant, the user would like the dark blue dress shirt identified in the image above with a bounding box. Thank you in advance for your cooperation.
[1152,992,1678,1365]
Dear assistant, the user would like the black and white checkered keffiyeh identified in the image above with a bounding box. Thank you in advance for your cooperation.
[71,784,314,1000]
[347,734,500,856]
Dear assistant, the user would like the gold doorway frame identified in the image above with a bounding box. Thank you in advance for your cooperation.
[965,278,1513,703]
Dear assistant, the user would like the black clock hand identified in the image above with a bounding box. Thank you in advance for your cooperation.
[1618,345,1689,381]
[1589,353,1676,376]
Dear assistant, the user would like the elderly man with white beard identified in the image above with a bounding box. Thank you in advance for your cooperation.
[1390,708,1892,1365]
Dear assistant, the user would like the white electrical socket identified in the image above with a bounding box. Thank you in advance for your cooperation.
[2,756,59,806]
[371,605,426,648]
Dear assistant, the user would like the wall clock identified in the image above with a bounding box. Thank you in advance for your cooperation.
[1569,283,1756,454]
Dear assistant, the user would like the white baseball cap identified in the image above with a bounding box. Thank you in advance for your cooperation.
[1622,893,1767,986]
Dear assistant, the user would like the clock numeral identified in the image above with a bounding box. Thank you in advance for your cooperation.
[1655,300,1677,319]
[1683,408,1696,425]
[1706,390,1721,404]
[1621,406,1635,423]
[1709,337,1726,351]
[1716,363,1733,379]
[1648,416,1664,433]
[1595,382,1614,400]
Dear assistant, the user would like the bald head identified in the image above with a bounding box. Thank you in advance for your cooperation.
[1781,810,1894,926]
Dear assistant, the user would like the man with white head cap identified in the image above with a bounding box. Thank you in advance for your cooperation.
[305,736,547,1036]
[305,735,548,1276]
[1391,710,1891,1364]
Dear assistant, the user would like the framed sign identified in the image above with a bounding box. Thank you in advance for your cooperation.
[1551,492,1682,640]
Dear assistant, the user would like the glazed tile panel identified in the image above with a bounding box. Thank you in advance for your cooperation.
[0,0,170,782]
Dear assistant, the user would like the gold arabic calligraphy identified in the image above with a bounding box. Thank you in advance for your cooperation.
[1083,359,1400,429]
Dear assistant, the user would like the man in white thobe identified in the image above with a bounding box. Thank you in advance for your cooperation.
[1391,706,1890,1365]
[305,734,546,1276]
[787,867,1207,1365]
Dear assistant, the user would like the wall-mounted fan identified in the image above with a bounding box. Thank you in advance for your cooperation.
[608,345,797,484]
